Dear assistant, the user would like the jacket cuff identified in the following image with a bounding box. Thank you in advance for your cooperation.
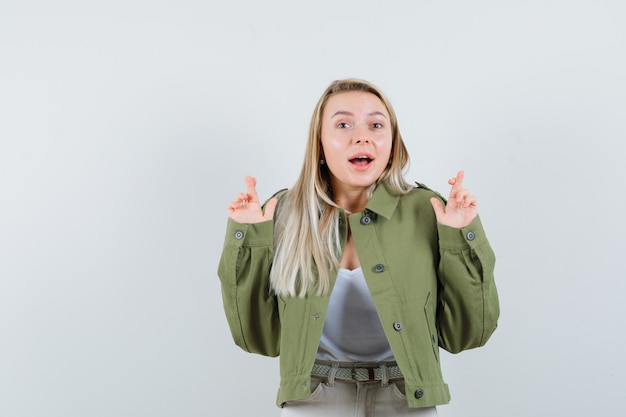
[225,218,274,247]
[437,215,487,250]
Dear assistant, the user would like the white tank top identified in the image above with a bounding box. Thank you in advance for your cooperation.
[317,267,395,362]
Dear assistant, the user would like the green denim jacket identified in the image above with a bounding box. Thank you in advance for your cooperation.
[218,181,499,408]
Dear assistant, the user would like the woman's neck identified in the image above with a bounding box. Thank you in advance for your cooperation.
[329,179,373,213]
[333,192,368,213]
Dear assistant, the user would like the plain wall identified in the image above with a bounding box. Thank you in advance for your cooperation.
[1,1,625,416]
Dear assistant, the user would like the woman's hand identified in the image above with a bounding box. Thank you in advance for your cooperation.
[227,175,278,223]
[429,170,478,228]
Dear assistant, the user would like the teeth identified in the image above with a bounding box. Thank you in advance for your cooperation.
[357,156,368,159]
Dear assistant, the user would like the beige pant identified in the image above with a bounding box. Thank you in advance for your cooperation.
[281,378,438,417]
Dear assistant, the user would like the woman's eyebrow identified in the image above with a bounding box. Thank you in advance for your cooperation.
[330,110,354,118]
[368,111,388,119]
[330,110,387,118]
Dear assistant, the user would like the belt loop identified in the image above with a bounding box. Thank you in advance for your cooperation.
[327,362,339,386]
[380,363,389,387]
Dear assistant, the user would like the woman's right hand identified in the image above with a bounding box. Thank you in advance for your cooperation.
[227,175,278,223]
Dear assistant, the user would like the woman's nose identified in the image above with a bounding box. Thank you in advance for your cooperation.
[352,127,370,144]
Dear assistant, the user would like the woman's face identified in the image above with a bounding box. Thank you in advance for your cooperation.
[320,91,393,195]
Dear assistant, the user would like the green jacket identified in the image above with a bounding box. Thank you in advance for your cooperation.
[218,181,499,408]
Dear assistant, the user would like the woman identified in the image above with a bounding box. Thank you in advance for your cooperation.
[218,78,499,416]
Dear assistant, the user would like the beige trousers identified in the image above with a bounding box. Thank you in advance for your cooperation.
[280,378,438,417]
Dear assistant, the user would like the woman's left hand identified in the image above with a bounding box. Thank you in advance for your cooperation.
[429,170,478,228]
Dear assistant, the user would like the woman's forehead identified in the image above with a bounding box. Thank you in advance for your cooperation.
[323,91,388,116]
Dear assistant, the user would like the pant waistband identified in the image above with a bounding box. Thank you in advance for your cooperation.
[311,360,403,383]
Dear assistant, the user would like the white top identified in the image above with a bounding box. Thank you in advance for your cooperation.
[317,267,395,362]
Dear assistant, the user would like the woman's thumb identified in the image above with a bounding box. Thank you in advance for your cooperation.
[263,197,278,219]
[429,197,445,221]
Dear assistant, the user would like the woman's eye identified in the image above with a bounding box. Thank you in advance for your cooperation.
[372,122,383,129]
[337,122,350,128]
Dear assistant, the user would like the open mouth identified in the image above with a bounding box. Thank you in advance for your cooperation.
[349,155,373,167]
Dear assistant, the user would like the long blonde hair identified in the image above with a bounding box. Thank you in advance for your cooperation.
[270,79,412,297]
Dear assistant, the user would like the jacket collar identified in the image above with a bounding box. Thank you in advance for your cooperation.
[364,182,400,220]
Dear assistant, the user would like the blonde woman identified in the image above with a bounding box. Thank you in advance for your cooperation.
[219,79,499,416]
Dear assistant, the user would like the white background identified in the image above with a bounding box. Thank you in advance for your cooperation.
[1,1,625,416]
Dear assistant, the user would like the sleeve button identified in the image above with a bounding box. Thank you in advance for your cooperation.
[393,322,403,331]
[414,389,424,399]
[234,230,244,240]
[466,231,475,241]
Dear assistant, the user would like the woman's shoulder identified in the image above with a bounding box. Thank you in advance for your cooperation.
[403,181,447,203]
[268,188,289,200]
[259,188,289,211]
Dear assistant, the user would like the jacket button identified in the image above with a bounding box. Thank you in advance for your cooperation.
[393,322,403,331]
[360,216,371,225]
[234,230,244,240]
[414,389,424,399]
[466,231,475,241]
[374,264,384,272]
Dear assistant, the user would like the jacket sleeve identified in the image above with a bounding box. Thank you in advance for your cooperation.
[435,215,500,354]
[217,218,280,357]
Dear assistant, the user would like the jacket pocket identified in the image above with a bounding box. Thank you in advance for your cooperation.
[424,292,440,362]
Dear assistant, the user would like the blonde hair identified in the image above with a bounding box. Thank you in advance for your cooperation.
[270,79,412,297]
